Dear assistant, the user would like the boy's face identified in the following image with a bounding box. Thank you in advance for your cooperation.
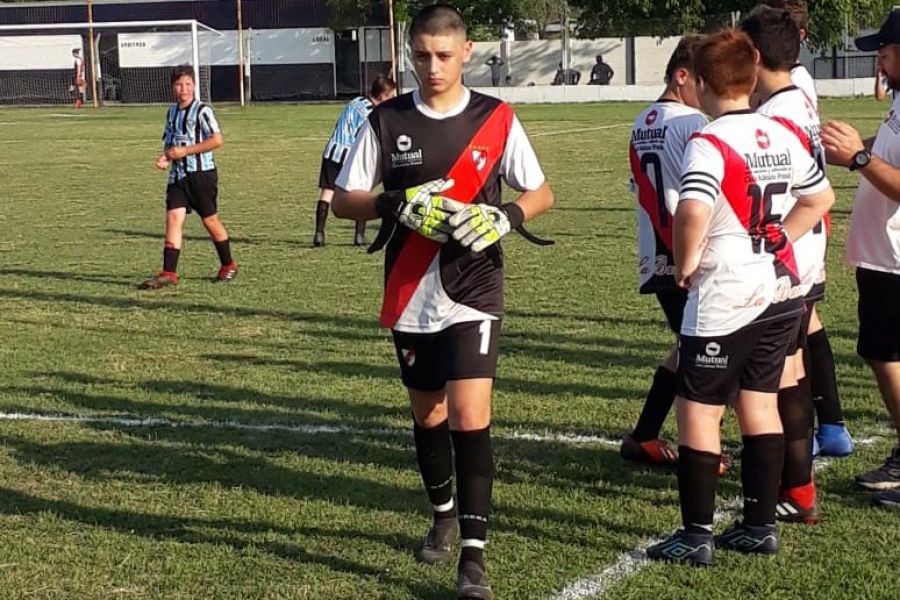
[172,74,195,106]
[411,31,472,96]
[675,67,700,109]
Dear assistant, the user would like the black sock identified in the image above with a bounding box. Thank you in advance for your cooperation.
[163,246,180,273]
[677,446,720,534]
[632,366,677,442]
[413,420,456,520]
[741,434,785,526]
[452,427,493,570]
[778,382,814,488]
[315,200,330,234]
[354,220,366,237]
[213,239,233,266]
[807,329,845,426]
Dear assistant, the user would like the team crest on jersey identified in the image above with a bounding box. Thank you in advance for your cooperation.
[471,145,488,172]
[392,135,424,168]
[646,109,658,126]
[402,348,416,367]
[397,135,412,151]
[755,129,771,150]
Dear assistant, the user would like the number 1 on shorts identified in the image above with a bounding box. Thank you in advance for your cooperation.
[479,320,491,355]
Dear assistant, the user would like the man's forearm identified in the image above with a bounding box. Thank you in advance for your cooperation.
[861,155,900,203]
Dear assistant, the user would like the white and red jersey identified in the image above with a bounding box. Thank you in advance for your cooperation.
[678,110,830,337]
[630,100,708,293]
[757,85,828,300]
[847,94,900,275]
[790,64,818,114]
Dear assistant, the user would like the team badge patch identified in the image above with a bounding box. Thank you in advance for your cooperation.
[472,149,487,172]
[402,348,416,367]
[397,135,412,151]
[755,129,770,150]
[646,109,658,126]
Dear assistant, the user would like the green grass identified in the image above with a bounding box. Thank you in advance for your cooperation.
[0,98,897,600]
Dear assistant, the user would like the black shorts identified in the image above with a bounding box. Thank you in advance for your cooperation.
[857,268,900,362]
[391,319,502,392]
[656,289,687,334]
[166,170,218,218]
[677,315,801,406]
[318,157,343,191]
[788,303,814,355]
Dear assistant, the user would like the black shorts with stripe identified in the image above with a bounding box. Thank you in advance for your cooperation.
[391,319,502,392]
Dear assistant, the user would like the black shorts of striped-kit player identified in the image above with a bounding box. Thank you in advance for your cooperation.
[165,170,219,219]
[391,320,502,392]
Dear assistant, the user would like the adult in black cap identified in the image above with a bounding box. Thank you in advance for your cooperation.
[820,8,900,510]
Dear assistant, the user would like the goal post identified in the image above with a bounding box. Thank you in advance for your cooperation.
[0,19,222,106]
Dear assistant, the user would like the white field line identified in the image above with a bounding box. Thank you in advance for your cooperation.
[547,436,880,600]
[532,123,631,137]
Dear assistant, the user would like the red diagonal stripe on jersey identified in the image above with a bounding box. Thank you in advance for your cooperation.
[380,102,514,328]
[696,133,799,282]
[771,115,831,238]
[629,144,672,252]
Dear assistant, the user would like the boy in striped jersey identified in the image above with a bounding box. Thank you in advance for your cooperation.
[314,75,396,247]
[140,66,237,289]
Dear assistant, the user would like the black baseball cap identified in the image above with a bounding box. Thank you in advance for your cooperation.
[856,9,900,51]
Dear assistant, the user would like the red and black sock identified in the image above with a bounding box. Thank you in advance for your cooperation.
[807,329,845,426]
[214,239,233,266]
[413,420,456,521]
[452,427,493,570]
[778,381,814,488]
[677,446,720,534]
[632,366,677,442]
[741,434,785,526]
[163,245,180,273]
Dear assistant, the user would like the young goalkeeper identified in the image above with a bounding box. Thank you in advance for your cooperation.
[332,5,553,598]
[646,29,834,566]
[140,66,237,289]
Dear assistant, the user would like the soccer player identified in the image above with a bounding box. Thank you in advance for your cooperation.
[821,8,900,508]
[140,66,237,289]
[646,29,834,566]
[332,5,553,597]
[71,48,85,109]
[742,5,826,524]
[763,0,853,457]
[313,75,396,247]
[623,35,708,469]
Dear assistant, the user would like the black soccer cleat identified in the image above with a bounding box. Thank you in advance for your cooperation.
[872,489,900,509]
[646,529,715,566]
[313,231,326,247]
[456,560,493,600]
[416,519,458,565]
[856,448,900,491]
[715,521,779,555]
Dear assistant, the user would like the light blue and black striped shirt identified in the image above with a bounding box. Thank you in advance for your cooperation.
[323,96,373,163]
[162,100,221,183]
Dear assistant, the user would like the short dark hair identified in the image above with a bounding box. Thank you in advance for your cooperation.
[741,6,800,71]
[409,4,467,38]
[369,74,396,98]
[170,65,195,85]
[664,35,703,83]
[762,0,808,32]
[695,28,757,99]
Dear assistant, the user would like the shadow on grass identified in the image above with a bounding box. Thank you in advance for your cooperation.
[107,229,257,246]
[0,267,136,287]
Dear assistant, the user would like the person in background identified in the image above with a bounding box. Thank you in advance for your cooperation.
[486,54,505,87]
[589,54,614,85]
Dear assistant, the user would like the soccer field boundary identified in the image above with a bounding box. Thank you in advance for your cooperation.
[546,436,882,600]
[531,123,631,137]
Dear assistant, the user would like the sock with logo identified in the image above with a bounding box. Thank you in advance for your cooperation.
[163,244,180,273]
[452,427,493,570]
[741,434,785,526]
[807,329,846,426]
[778,381,814,488]
[677,446,720,535]
[315,200,329,235]
[413,420,457,521]
[632,366,678,442]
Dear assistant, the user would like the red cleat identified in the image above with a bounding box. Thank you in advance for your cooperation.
[215,262,238,283]
[620,434,679,467]
[139,271,178,289]
[776,480,820,524]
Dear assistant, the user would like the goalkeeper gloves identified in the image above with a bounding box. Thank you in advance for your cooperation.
[449,203,525,252]
[375,178,464,243]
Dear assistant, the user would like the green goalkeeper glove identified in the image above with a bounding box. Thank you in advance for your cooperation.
[449,203,525,252]
[375,178,464,243]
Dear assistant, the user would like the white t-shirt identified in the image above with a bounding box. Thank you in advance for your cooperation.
[337,88,545,194]
[757,86,828,295]
[790,65,818,113]
[678,111,830,337]
[846,95,900,275]
[630,100,708,292]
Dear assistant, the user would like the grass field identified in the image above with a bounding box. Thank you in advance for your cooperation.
[0,98,897,600]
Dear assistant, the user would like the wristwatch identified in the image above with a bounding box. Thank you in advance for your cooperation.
[849,149,872,171]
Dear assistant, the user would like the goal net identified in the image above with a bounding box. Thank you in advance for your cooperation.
[0,20,219,106]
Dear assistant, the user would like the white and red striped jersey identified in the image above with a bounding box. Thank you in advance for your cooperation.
[678,110,830,337]
[790,64,818,113]
[630,100,708,293]
[757,85,828,300]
